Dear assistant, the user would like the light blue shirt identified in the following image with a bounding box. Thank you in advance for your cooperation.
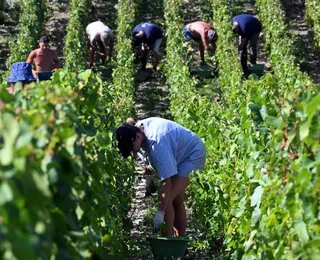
[138,117,204,180]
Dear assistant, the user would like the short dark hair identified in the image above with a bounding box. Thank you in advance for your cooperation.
[116,123,141,158]
[39,36,50,43]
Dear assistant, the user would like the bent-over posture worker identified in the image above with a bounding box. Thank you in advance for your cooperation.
[116,117,206,236]
[0,62,36,110]
[86,21,114,68]
[26,36,59,78]
[232,14,262,75]
[133,22,163,72]
[184,21,218,65]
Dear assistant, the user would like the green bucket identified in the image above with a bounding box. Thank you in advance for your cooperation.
[147,236,189,259]
[248,64,265,77]
[196,65,213,78]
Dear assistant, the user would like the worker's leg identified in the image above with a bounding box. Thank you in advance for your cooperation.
[249,33,259,64]
[164,140,206,236]
[151,38,162,71]
[89,46,95,68]
[240,47,248,70]
[151,51,159,72]
[140,50,148,70]
[238,35,249,74]
[173,190,187,236]
[240,44,249,75]
[199,42,205,65]
[163,176,190,236]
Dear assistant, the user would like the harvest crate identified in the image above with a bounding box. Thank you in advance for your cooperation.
[196,65,214,78]
[148,236,189,259]
[248,64,265,77]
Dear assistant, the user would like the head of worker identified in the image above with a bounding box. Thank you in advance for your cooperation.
[100,31,111,49]
[232,22,240,35]
[39,36,50,51]
[116,123,145,158]
[207,29,217,42]
[133,31,145,47]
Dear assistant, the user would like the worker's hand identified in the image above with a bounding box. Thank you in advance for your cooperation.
[52,68,58,72]
[153,211,165,232]
[145,175,157,197]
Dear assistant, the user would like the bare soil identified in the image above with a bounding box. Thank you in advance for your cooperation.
[281,0,320,84]
[44,0,69,67]
[0,1,19,75]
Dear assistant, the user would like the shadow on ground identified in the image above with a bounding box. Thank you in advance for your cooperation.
[281,0,320,84]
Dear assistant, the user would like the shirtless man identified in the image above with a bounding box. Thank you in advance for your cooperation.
[184,21,218,65]
[26,36,59,77]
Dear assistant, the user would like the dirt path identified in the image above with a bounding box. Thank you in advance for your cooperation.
[127,0,172,259]
[281,0,320,84]
[0,1,19,75]
[91,0,117,30]
[44,0,69,67]
[134,0,170,120]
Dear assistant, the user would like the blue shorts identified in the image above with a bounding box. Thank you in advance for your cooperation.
[184,26,193,41]
[177,140,206,178]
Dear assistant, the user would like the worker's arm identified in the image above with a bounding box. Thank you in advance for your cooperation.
[200,30,215,53]
[238,36,247,51]
[26,51,35,65]
[89,41,96,67]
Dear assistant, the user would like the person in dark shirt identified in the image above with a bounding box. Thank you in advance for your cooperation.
[232,14,262,75]
[133,22,163,72]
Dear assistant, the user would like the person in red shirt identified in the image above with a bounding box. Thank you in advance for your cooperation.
[184,21,218,65]
[26,36,59,78]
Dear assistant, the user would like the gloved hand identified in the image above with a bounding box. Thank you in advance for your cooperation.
[153,211,165,232]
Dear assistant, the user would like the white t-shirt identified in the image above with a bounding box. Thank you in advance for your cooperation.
[86,21,113,43]
[138,117,206,180]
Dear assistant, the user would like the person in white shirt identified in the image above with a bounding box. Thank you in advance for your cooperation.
[86,21,114,68]
[116,117,206,237]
